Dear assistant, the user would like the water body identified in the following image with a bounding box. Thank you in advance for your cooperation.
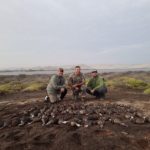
[0,68,150,76]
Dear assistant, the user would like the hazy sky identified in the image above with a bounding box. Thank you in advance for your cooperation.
[0,0,150,69]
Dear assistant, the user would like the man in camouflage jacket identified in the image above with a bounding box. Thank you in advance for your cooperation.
[46,68,67,103]
[68,66,86,100]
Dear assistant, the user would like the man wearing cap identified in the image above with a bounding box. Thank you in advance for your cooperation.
[86,70,107,99]
[68,66,86,100]
[46,68,67,103]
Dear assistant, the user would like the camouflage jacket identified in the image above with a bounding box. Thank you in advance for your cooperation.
[68,73,85,88]
[47,75,66,94]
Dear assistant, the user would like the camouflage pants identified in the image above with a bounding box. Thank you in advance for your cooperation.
[71,86,86,97]
[47,88,67,103]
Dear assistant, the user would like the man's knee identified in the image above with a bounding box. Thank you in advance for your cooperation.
[94,87,107,98]
[48,94,57,103]
[72,88,80,95]
[97,87,107,94]
[85,87,92,95]
[63,88,67,94]
[60,88,67,99]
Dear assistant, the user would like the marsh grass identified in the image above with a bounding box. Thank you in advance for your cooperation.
[22,82,47,92]
[106,77,149,90]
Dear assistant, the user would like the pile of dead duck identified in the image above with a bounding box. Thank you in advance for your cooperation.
[0,102,150,129]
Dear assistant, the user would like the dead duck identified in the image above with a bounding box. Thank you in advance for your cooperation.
[58,118,69,125]
[30,109,40,119]
[19,116,32,126]
[3,119,12,128]
[70,121,81,127]
[145,116,150,123]
[41,114,49,126]
[11,117,20,127]
[0,120,4,129]
[87,114,99,121]
[111,118,128,127]
[133,117,145,124]
[40,105,49,114]
[97,120,105,128]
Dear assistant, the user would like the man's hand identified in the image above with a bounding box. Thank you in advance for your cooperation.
[60,88,65,92]
[75,87,79,90]
[73,84,78,88]
[91,89,95,93]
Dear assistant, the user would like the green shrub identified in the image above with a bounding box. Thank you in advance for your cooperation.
[106,80,116,89]
[23,82,46,92]
[106,77,149,90]
[0,82,24,94]
[144,88,150,95]
[0,83,12,94]
[122,77,148,90]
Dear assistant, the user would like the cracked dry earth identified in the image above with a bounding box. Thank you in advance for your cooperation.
[0,89,150,150]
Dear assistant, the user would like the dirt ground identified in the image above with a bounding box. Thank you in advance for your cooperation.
[0,88,150,150]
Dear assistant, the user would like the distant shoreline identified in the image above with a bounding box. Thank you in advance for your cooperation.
[0,68,150,76]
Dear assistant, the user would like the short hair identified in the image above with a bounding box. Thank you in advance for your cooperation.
[58,68,64,72]
[91,70,98,73]
[75,66,80,69]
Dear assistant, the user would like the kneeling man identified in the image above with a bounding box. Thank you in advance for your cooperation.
[86,70,107,99]
[46,68,67,103]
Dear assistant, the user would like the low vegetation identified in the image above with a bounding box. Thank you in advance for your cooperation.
[23,82,46,92]
[106,77,150,93]
[144,88,150,95]
[0,72,150,95]
[0,82,47,94]
[0,82,25,94]
[0,75,49,95]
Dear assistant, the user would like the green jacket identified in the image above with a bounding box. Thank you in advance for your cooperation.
[87,76,106,90]
[47,75,65,94]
